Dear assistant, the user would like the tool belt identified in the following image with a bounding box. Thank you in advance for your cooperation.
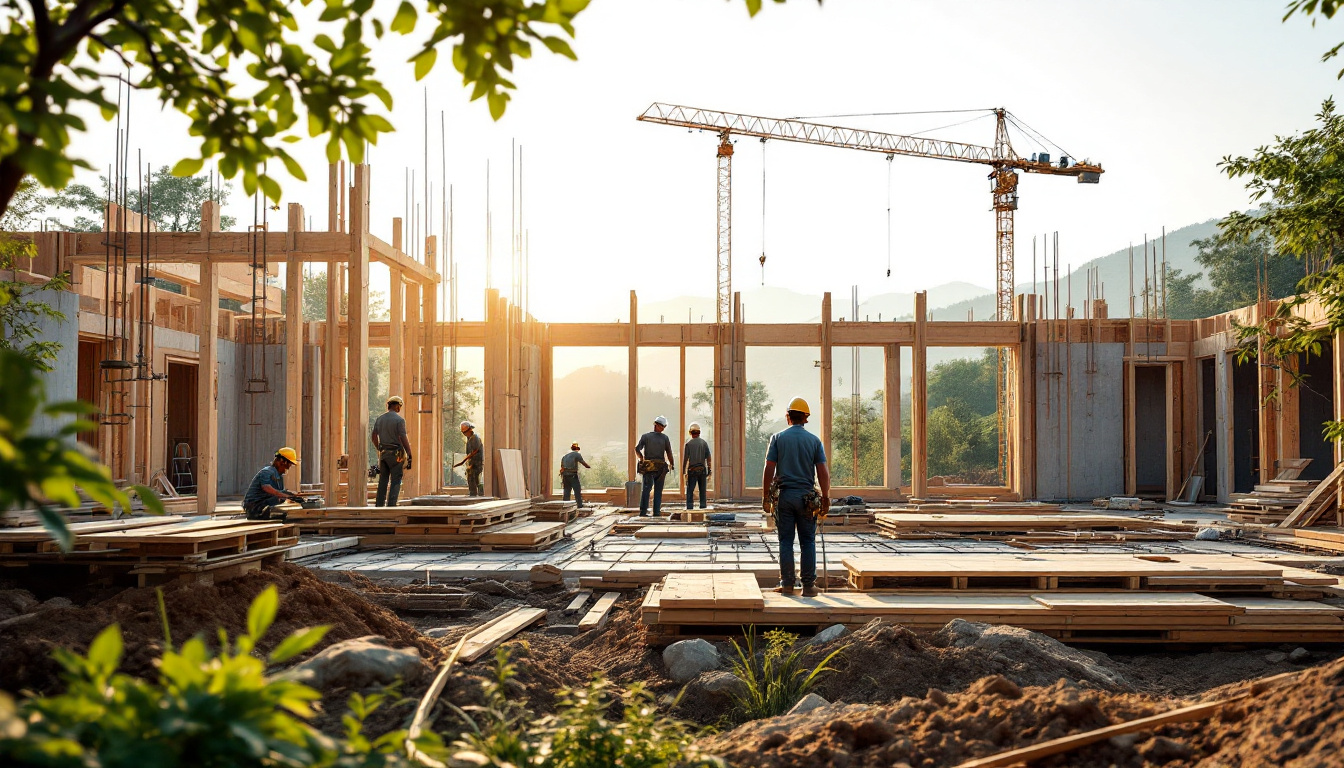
[638,459,667,474]
[803,489,828,520]
[559,467,578,476]
[686,462,707,477]
[379,445,405,462]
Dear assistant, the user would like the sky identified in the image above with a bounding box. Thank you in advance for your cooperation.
[57,0,1344,324]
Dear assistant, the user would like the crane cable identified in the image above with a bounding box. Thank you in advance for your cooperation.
[759,138,767,284]
[885,154,893,278]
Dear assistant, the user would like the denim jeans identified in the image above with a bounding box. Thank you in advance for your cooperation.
[686,473,708,509]
[375,448,404,507]
[467,466,482,496]
[775,491,817,587]
[562,472,583,506]
[640,471,666,515]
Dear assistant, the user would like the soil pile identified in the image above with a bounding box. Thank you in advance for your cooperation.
[0,563,438,694]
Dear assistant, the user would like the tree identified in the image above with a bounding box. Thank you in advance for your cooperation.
[926,397,998,483]
[0,179,70,370]
[694,378,775,483]
[1285,0,1344,78]
[1165,233,1308,320]
[927,349,998,417]
[829,390,884,486]
[300,267,386,321]
[580,454,626,489]
[442,368,482,483]
[0,0,794,220]
[43,168,237,231]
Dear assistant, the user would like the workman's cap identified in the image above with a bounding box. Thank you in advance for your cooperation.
[387,395,404,406]
[654,416,668,426]
[689,422,701,432]
[460,421,474,430]
[276,447,300,464]
[787,397,811,416]
[571,442,580,450]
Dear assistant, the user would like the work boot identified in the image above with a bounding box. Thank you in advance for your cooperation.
[774,583,796,596]
[801,584,819,597]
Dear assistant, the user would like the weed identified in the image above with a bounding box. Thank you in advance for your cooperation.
[728,627,844,722]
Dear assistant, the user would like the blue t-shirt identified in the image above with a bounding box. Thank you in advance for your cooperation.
[244,465,285,508]
[765,424,826,493]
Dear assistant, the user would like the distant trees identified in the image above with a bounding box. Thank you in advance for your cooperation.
[42,168,236,232]
[693,378,776,484]
[907,350,1001,485]
[581,455,627,489]
[1164,232,1307,320]
[829,390,884,486]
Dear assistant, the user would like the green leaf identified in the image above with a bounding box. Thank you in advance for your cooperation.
[129,484,165,515]
[487,90,508,121]
[171,158,205,177]
[744,0,764,16]
[37,507,73,552]
[412,47,437,81]
[247,585,279,641]
[87,624,123,675]
[260,175,282,202]
[541,36,576,60]
[269,625,330,663]
[390,1,417,34]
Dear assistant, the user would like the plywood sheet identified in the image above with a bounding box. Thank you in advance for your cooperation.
[842,553,1282,579]
[1030,593,1241,613]
[495,449,528,499]
[635,525,708,539]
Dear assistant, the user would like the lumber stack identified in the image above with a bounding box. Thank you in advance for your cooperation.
[0,516,298,586]
[873,512,1189,542]
[285,499,566,550]
[1228,480,1322,523]
[531,500,580,523]
[640,555,1344,645]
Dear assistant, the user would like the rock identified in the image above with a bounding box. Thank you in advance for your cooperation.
[1289,647,1310,662]
[424,627,454,638]
[1265,652,1288,663]
[1139,736,1194,764]
[288,635,425,690]
[0,590,38,621]
[662,638,721,682]
[528,564,563,585]
[697,670,747,698]
[466,580,517,597]
[788,692,829,715]
[809,624,850,646]
[932,619,1128,689]
[1195,527,1222,540]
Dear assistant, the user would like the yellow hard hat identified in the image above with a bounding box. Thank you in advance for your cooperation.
[387,395,404,406]
[787,397,811,415]
[276,447,300,464]
[571,442,580,450]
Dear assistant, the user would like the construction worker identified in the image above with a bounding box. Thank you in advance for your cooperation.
[682,422,712,510]
[455,421,484,496]
[244,447,304,521]
[371,396,413,507]
[559,442,591,507]
[635,415,675,516]
[762,397,830,597]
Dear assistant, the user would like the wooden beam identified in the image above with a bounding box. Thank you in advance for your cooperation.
[540,327,553,500]
[345,164,371,507]
[628,290,638,482]
[1280,355,1301,468]
[196,254,219,514]
[322,165,343,506]
[820,292,833,472]
[911,291,928,499]
[389,218,404,401]
[884,343,901,490]
[1016,295,1037,500]
[285,204,305,457]
[1257,303,1279,484]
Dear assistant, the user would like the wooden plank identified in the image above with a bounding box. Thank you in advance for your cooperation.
[0,516,188,542]
[477,521,565,545]
[1030,593,1241,613]
[406,635,465,768]
[197,241,220,516]
[842,553,1283,580]
[564,590,592,615]
[285,203,305,456]
[884,342,901,490]
[578,592,620,632]
[459,607,547,662]
[495,449,528,499]
[634,525,708,539]
[911,291,928,498]
[1277,463,1344,527]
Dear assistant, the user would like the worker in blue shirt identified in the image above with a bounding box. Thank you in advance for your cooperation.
[762,398,830,597]
[243,447,304,521]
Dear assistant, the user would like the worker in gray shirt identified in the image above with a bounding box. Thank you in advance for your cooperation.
[635,415,675,516]
[371,396,413,507]
[454,421,485,496]
[559,442,591,507]
[682,422,712,510]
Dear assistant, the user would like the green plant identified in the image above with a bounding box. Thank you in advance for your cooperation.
[0,348,163,550]
[450,647,538,766]
[0,585,441,767]
[728,627,843,722]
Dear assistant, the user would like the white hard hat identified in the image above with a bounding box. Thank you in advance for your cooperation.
[460,420,474,430]
[689,422,701,432]
[654,415,668,426]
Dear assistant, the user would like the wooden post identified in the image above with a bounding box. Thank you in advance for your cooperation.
[628,290,638,482]
[540,327,553,499]
[1335,330,1344,466]
[820,293,833,468]
[285,204,305,460]
[1279,356,1300,466]
[483,290,505,496]
[733,291,746,495]
[423,235,439,497]
[196,259,219,514]
[345,164,371,507]
[883,342,901,491]
[679,342,687,493]
[911,291,928,499]
[1257,312,1279,484]
[322,165,343,506]
[389,218,404,401]
[1016,294,1037,500]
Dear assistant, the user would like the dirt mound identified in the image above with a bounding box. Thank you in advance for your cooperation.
[807,619,1126,706]
[0,563,438,695]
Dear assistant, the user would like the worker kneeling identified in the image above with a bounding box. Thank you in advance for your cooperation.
[762,397,830,597]
[244,447,305,521]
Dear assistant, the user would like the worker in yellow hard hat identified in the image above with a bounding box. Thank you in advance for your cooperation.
[243,447,305,521]
[682,422,712,510]
[761,396,830,597]
[559,442,591,507]
[372,395,413,507]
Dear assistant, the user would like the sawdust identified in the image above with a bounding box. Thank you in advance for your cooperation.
[0,563,438,695]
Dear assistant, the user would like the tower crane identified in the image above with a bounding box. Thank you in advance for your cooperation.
[636,103,1103,323]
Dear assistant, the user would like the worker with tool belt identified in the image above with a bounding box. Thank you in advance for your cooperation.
[244,447,304,521]
[559,442,591,507]
[682,422,712,510]
[372,395,413,507]
[762,397,830,597]
[455,421,484,497]
[635,415,675,516]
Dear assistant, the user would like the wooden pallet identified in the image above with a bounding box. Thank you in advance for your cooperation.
[634,524,708,539]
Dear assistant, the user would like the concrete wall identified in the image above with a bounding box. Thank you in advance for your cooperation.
[1034,342,1126,500]
[219,340,291,496]
[24,289,80,436]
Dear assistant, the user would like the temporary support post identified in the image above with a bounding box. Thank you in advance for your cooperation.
[404,279,421,493]
[483,289,504,495]
[345,164,371,506]
[733,291,747,494]
[423,235,439,498]
[883,342,901,490]
[1257,305,1279,484]
[628,290,638,482]
[1015,294,1037,499]
[679,342,687,491]
[540,328,553,499]
[820,292,833,469]
[1335,330,1344,466]
[196,230,220,514]
[389,218,404,400]
[285,204,305,458]
[323,163,342,506]
[911,291,929,499]
[1279,357,1300,466]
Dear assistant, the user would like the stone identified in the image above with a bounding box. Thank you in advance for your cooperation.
[809,624,850,646]
[1289,647,1310,662]
[529,564,563,585]
[466,580,517,597]
[288,635,425,690]
[1195,527,1222,541]
[1265,652,1288,663]
[787,692,829,715]
[662,638,721,683]
[932,619,1128,690]
[696,670,747,698]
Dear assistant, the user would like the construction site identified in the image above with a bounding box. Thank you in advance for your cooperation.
[4,85,1344,767]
